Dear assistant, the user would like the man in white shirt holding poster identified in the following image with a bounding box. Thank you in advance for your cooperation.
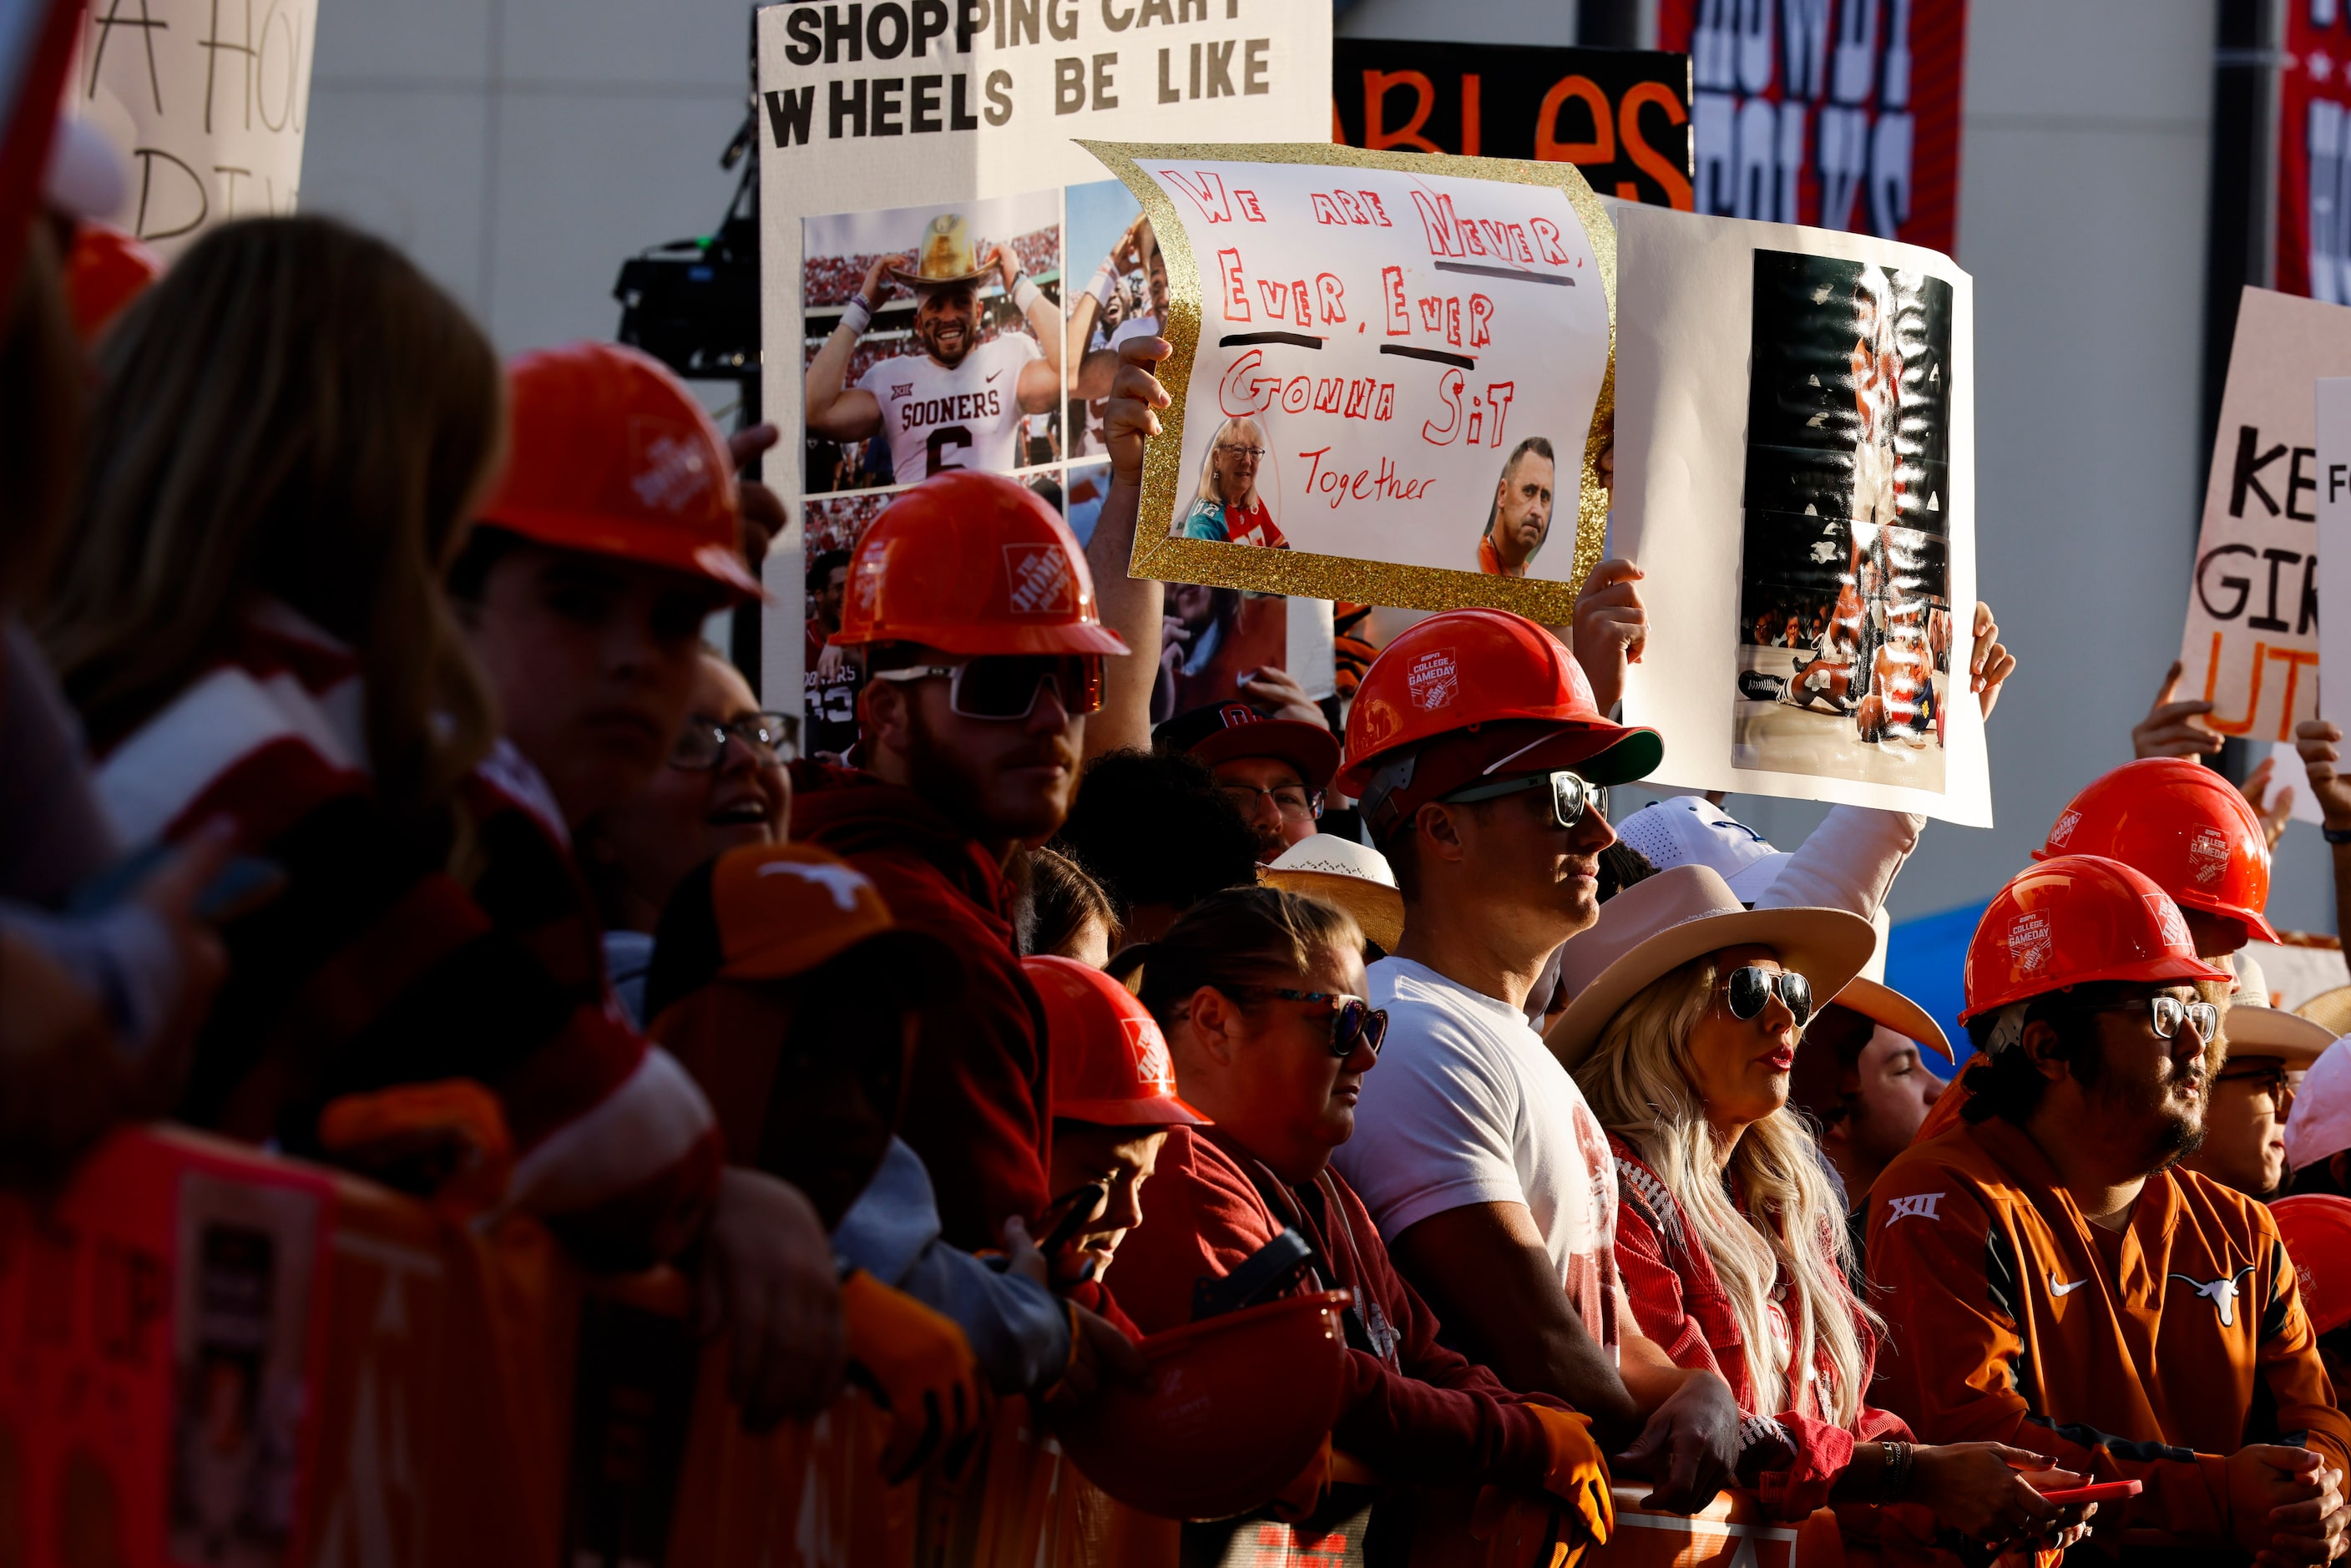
[805,211,1062,483]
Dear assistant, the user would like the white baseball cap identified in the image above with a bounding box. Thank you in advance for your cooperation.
[1612,796,1792,904]
[2286,1035,2351,1172]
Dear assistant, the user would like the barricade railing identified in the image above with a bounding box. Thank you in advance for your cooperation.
[0,1127,1858,1568]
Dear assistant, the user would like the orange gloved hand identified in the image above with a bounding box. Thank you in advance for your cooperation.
[840,1269,989,1483]
[1470,1486,1595,1568]
[316,1079,513,1220]
[1527,1404,1614,1547]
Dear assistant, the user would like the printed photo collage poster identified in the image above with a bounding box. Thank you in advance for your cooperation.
[1080,142,1620,622]
[2183,287,2351,751]
[755,0,1332,754]
[1610,200,1989,826]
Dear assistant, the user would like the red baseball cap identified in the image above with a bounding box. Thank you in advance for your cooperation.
[1153,701,1341,792]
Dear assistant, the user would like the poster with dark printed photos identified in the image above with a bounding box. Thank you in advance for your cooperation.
[1733,251,1955,792]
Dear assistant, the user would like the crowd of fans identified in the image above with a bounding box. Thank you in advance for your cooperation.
[17,175,2351,1568]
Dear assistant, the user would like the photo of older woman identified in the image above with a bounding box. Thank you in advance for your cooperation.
[1177,415,1287,549]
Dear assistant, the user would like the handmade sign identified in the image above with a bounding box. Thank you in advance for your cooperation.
[2319,376,2351,737]
[2180,288,2351,747]
[756,0,1331,734]
[1611,200,1986,826]
[1332,37,1694,210]
[68,0,317,255]
[1079,141,1615,619]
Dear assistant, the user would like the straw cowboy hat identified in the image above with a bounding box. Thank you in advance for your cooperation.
[2301,984,2351,1040]
[1838,908,1952,1060]
[1545,865,1876,1074]
[1257,834,1404,953]
[889,212,993,290]
[2226,994,2338,1065]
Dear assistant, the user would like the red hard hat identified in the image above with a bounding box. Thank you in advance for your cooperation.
[1025,955,1206,1127]
[830,472,1128,657]
[1334,609,1661,825]
[1052,1290,1352,1519]
[2273,1195,2351,1335]
[2033,759,2278,945]
[62,220,160,342]
[478,341,763,600]
[1961,855,2231,1024]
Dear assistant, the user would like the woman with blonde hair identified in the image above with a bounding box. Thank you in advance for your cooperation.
[1179,414,1287,548]
[1552,865,2093,1554]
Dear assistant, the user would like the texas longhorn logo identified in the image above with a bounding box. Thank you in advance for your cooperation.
[2168,1264,2257,1327]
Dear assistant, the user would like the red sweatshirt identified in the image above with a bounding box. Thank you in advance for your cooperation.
[792,768,1053,1250]
[1110,1127,1564,1491]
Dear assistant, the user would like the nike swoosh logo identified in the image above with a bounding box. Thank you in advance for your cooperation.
[986,370,1004,382]
[2050,1273,2088,1297]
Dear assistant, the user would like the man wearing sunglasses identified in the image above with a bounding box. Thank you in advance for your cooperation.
[796,473,1127,1261]
[1325,608,1752,1515]
[1872,856,2351,1564]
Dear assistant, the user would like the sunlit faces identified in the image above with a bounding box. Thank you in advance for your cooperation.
[2184,1054,2292,1198]
[463,542,729,829]
[1213,755,1317,862]
[871,649,1084,847]
[1042,1122,1169,1287]
[1684,944,1803,1136]
[1170,941,1377,1183]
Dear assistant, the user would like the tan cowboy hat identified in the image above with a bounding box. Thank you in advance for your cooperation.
[1829,908,1952,1060]
[1545,865,1877,1074]
[1257,834,1405,953]
[889,212,993,290]
[2227,998,2338,1065]
[2299,984,2351,1039]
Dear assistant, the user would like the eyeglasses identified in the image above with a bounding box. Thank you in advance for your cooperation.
[870,654,1105,721]
[1718,965,1813,1029]
[2081,996,2221,1043]
[1438,769,1605,830]
[1216,445,1267,459]
[2215,1062,2294,1110]
[671,711,798,770]
[1229,987,1388,1059]
[1220,783,1325,821]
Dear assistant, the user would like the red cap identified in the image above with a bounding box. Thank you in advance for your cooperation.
[62,219,160,342]
[831,472,1129,657]
[479,341,763,601]
[1961,855,2232,1023]
[1154,701,1341,792]
[2034,758,2278,946]
[2273,1195,2351,1336]
[1335,609,1660,836]
[1051,1290,1352,1520]
[1026,956,1206,1127]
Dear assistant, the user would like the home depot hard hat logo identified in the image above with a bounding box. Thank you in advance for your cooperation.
[1407,649,1459,711]
[1004,544,1074,616]
[2008,912,2051,973]
[2048,810,2081,849]
[2188,827,2229,886]
[629,421,715,513]
[1123,1017,1176,1092]
[2146,894,2191,950]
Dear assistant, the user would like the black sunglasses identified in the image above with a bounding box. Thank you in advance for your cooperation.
[1438,768,1605,830]
[871,654,1105,720]
[1230,987,1388,1059]
[1719,965,1813,1029]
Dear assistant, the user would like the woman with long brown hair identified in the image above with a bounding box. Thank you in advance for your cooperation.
[37,216,736,1275]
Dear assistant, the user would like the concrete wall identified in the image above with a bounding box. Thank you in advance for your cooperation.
[301,0,2338,931]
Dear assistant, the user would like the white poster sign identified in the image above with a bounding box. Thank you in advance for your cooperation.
[2317,375,2351,732]
[756,0,1329,744]
[1611,200,1987,827]
[68,0,316,256]
[1082,143,1615,619]
[2179,289,2351,747]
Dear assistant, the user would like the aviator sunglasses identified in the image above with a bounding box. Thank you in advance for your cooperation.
[1718,965,1813,1029]
[871,654,1105,721]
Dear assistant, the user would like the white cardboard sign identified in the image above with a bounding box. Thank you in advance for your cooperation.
[68,0,316,257]
[2317,376,2351,735]
[1610,200,1987,827]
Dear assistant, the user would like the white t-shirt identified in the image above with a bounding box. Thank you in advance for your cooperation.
[855,331,1042,483]
[1333,957,1625,1355]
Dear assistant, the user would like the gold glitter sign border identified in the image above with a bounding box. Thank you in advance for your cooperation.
[1075,139,1616,622]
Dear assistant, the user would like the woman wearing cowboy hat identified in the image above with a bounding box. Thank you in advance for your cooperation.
[1551,865,2095,1555]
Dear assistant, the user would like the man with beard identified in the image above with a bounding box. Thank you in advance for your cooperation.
[1870,856,2351,1561]
[804,213,1063,484]
[1476,437,1555,578]
[793,472,1135,1359]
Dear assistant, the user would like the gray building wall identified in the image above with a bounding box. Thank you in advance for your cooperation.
[300,0,2335,930]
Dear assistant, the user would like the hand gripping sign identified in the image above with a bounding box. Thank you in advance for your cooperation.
[1079,141,1616,620]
